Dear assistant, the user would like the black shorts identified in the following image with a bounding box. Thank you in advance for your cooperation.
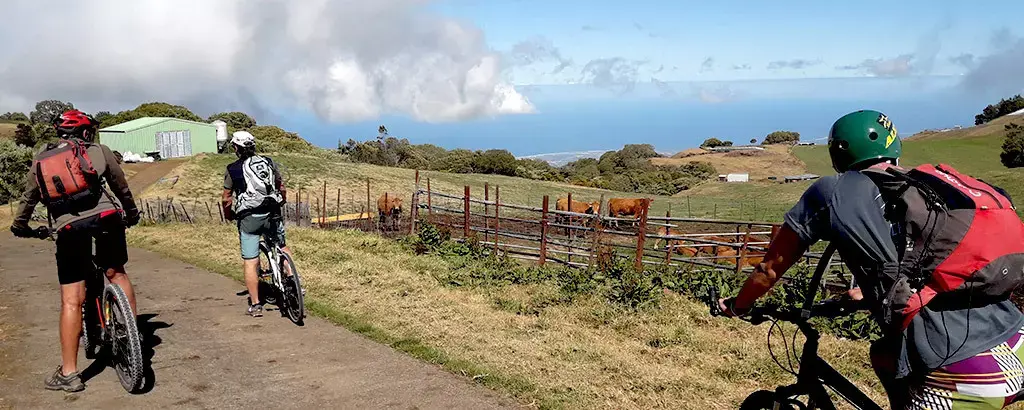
[55,212,128,285]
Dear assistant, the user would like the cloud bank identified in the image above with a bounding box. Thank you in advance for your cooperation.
[0,0,534,123]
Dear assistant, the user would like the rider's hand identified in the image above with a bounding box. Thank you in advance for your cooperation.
[33,226,50,239]
[10,224,34,238]
[718,297,749,318]
[123,208,141,227]
[846,287,864,301]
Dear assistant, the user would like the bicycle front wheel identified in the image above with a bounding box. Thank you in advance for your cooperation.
[103,284,144,393]
[280,252,305,325]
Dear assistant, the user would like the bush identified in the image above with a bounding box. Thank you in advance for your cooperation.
[471,149,518,176]
[1000,123,1024,168]
[762,131,800,145]
[700,137,727,148]
[0,112,29,122]
[0,139,34,203]
[977,95,1024,125]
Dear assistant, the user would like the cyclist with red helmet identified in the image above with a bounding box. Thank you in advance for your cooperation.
[9,109,141,392]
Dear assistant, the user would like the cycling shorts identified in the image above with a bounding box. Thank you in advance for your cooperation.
[55,211,128,285]
[237,212,285,260]
[908,324,1024,409]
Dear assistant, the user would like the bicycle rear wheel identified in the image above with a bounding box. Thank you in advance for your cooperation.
[280,252,305,325]
[103,284,144,393]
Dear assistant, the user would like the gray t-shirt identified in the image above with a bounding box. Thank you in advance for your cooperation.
[784,171,1024,377]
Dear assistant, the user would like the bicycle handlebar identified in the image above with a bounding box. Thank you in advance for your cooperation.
[706,286,868,326]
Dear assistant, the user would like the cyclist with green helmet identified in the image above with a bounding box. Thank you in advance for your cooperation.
[719,110,1024,409]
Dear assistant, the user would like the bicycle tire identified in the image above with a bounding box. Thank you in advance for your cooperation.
[280,252,305,325]
[739,390,799,410]
[104,284,144,393]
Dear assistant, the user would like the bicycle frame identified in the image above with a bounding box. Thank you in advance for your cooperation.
[259,238,285,291]
[724,243,884,410]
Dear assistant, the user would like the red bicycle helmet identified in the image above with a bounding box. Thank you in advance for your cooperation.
[53,109,99,140]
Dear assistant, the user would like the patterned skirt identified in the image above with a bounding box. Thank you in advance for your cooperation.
[908,327,1024,409]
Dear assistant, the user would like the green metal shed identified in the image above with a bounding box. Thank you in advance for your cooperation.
[98,117,217,159]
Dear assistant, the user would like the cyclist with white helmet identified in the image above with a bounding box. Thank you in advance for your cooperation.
[221,130,292,317]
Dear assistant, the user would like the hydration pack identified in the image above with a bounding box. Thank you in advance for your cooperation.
[863,163,1024,331]
[34,139,102,217]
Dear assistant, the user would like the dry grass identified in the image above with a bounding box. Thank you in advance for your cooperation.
[0,123,16,139]
[652,145,807,180]
[127,222,885,409]
[906,115,1019,141]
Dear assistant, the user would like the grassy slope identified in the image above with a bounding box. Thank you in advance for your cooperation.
[126,222,881,409]
[653,145,807,180]
[0,123,16,139]
[143,151,814,223]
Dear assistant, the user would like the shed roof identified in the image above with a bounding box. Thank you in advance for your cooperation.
[99,117,214,133]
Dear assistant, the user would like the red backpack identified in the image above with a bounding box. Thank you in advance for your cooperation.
[34,139,103,216]
[864,163,1024,331]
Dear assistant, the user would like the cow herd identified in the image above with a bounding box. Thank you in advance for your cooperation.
[555,195,767,269]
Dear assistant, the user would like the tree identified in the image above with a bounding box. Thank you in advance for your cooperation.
[208,111,256,131]
[700,137,727,148]
[30,122,57,147]
[13,124,36,147]
[247,125,311,153]
[763,131,800,145]
[750,138,757,144]
[722,140,734,147]
[1000,123,1024,168]
[94,111,113,124]
[0,139,34,204]
[29,100,75,124]
[976,95,1024,125]
[471,149,518,176]
[0,112,29,122]
[101,102,202,128]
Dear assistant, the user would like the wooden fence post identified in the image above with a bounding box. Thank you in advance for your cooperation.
[713,203,717,219]
[566,191,573,264]
[411,170,421,235]
[426,178,433,224]
[483,182,490,244]
[664,206,673,264]
[366,179,372,231]
[687,196,691,218]
[592,194,605,268]
[204,201,213,221]
[770,224,780,241]
[540,195,549,266]
[494,186,500,253]
[463,186,470,238]
[736,223,753,275]
[634,198,650,271]
[336,188,341,223]
[321,181,327,226]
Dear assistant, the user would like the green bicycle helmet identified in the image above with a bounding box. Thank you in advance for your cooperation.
[827,109,902,173]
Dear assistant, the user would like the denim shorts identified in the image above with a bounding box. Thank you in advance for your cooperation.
[238,213,286,260]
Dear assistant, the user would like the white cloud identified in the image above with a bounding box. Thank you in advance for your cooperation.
[0,0,534,122]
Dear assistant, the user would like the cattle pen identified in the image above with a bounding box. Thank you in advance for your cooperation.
[138,170,852,287]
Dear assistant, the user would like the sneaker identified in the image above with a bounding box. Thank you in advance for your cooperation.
[44,366,85,392]
[247,303,264,318]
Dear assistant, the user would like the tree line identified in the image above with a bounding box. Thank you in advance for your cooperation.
[699,130,801,148]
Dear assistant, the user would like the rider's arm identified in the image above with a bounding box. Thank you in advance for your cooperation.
[732,223,809,312]
[272,159,286,203]
[222,172,235,221]
[11,163,41,231]
[100,145,138,214]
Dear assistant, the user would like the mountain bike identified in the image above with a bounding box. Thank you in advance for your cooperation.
[256,232,305,325]
[705,243,882,410]
[31,226,144,393]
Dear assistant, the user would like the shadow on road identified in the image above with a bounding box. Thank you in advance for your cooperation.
[236,281,304,327]
[80,313,172,394]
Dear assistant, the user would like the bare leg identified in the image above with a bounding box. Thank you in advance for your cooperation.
[279,246,294,277]
[243,258,260,305]
[105,266,137,316]
[59,282,86,375]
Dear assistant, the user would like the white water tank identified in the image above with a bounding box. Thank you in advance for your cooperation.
[212,120,228,143]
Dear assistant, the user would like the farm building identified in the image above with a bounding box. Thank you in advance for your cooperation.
[718,173,750,182]
[98,117,218,159]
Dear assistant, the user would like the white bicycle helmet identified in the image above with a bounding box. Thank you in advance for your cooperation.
[230,130,256,148]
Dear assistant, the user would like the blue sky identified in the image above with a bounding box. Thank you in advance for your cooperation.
[433,0,1019,84]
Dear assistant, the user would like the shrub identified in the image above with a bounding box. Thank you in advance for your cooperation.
[1000,123,1024,168]
[976,95,1024,125]
[762,131,800,145]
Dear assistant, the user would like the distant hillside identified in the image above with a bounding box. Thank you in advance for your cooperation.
[517,150,609,166]
[906,114,1021,141]
[654,145,809,179]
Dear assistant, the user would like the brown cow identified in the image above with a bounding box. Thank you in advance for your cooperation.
[607,198,649,228]
[377,193,403,231]
[554,197,600,233]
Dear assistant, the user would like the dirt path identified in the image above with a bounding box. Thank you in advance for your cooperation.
[121,159,186,194]
[0,233,519,409]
